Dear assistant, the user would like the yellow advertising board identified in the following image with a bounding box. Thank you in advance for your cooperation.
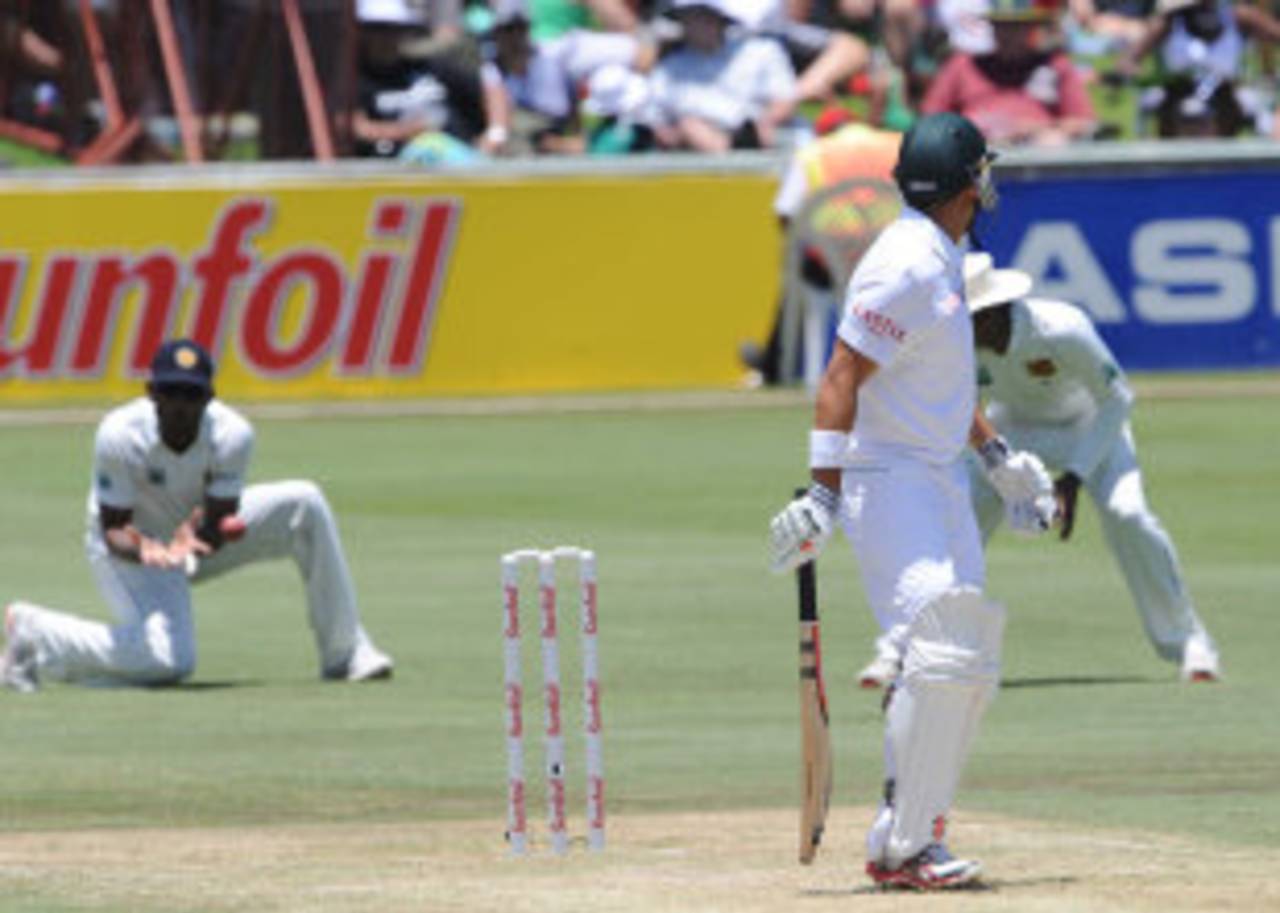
[0,168,781,403]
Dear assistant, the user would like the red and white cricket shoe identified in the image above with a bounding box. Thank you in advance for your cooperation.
[866,843,983,891]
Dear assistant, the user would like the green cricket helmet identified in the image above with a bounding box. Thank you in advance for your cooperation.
[893,113,997,211]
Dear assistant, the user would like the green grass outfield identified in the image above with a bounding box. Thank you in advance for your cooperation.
[0,376,1276,879]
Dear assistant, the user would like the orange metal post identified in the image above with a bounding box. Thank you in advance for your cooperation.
[149,0,204,163]
[281,0,336,160]
[79,0,124,130]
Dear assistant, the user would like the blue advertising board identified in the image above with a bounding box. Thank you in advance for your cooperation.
[976,169,1280,370]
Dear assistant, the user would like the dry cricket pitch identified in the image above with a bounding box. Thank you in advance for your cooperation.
[0,805,1274,913]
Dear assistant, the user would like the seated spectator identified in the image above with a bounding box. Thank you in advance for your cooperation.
[480,0,649,154]
[0,8,66,143]
[922,0,1097,144]
[718,0,881,106]
[1120,0,1280,136]
[353,0,488,157]
[582,63,659,152]
[649,0,797,151]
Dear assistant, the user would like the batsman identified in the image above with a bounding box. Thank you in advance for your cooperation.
[769,113,1055,890]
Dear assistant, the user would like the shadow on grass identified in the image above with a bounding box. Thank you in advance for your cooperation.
[802,874,1078,897]
[1001,674,1157,689]
[144,680,267,691]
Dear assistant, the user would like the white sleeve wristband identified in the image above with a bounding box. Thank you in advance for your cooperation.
[809,430,849,469]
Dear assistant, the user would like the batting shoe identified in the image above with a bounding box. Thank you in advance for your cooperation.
[324,643,394,682]
[1,602,39,694]
[857,654,900,690]
[1180,635,1221,683]
[867,844,983,891]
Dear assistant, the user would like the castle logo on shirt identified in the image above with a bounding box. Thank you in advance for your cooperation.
[1025,358,1056,378]
[147,467,166,486]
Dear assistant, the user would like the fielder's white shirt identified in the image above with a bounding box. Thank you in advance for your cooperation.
[979,297,1134,478]
[837,206,973,465]
[88,398,254,543]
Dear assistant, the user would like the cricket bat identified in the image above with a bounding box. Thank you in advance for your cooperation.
[795,504,833,865]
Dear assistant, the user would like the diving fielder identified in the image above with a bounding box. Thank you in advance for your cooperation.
[858,254,1220,686]
[1,339,393,691]
[769,113,1054,890]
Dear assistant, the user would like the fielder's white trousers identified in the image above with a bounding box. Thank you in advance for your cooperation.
[970,422,1215,665]
[21,480,380,685]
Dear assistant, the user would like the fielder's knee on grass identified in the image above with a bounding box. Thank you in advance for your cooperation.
[877,587,1005,865]
[117,613,196,684]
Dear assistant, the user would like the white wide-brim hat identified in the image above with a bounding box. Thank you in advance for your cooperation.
[965,252,1033,313]
[358,0,426,25]
[668,0,738,21]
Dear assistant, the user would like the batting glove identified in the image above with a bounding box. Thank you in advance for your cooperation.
[1005,493,1057,538]
[769,484,838,574]
[979,437,1054,506]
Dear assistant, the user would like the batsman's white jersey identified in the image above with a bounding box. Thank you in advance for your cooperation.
[971,297,1218,670]
[835,206,984,632]
[16,398,389,685]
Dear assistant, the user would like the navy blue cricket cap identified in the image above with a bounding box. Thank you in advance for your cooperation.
[149,339,215,391]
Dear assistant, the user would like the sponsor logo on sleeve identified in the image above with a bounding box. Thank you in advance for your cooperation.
[851,304,906,343]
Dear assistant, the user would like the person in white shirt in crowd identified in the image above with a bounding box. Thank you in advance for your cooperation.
[582,62,660,152]
[857,254,1222,688]
[718,0,885,105]
[352,0,487,160]
[1,339,393,692]
[769,113,1055,890]
[479,0,653,154]
[1119,0,1280,136]
[649,0,798,151]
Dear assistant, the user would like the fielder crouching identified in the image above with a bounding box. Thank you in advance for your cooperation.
[769,113,1054,889]
[0,339,393,692]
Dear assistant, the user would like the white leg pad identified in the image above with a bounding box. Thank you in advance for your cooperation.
[878,586,1005,866]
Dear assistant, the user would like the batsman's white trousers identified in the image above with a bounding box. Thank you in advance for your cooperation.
[970,422,1214,664]
[840,457,994,864]
[21,480,379,684]
[839,456,986,637]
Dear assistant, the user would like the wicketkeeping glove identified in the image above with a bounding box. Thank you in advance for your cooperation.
[769,484,838,574]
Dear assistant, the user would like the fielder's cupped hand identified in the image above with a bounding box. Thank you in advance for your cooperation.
[161,508,213,572]
[769,486,837,574]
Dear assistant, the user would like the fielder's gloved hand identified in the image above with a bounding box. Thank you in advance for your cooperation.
[979,437,1053,506]
[769,483,838,574]
[1054,471,1082,541]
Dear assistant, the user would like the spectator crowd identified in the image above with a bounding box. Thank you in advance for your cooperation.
[2,0,1280,166]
